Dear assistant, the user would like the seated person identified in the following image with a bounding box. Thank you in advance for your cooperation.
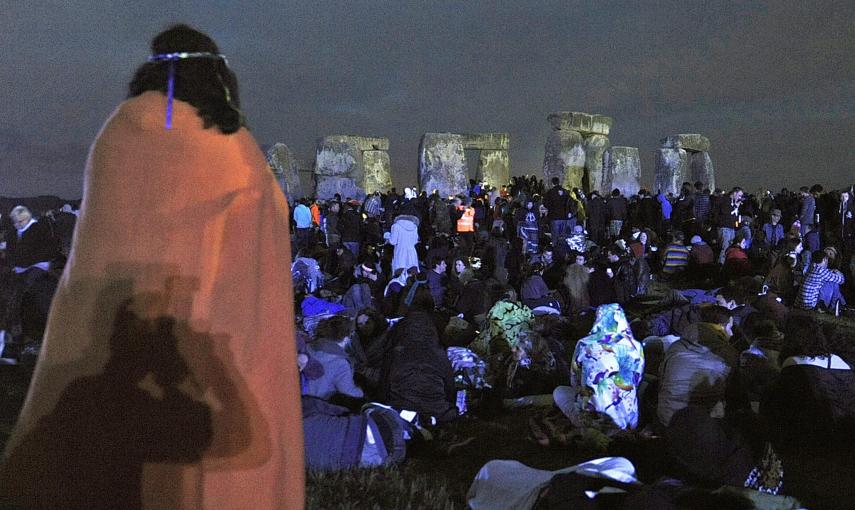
[795,250,845,311]
[381,283,458,423]
[657,318,734,428]
[660,232,690,276]
[304,316,364,401]
[554,304,644,432]
[722,233,752,279]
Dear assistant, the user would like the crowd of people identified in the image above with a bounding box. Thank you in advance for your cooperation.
[3,173,855,507]
[1,22,853,508]
[286,175,855,507]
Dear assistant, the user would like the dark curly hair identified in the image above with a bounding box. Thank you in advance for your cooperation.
[128,24,244,134]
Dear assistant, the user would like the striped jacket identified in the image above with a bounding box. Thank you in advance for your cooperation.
[795,264,844,309]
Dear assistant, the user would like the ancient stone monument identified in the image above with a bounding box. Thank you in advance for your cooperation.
[603,147,641,197]
[543,112,613,191]
[654,134,715,195]
[314,135,392,200]
[418,132,509,197]
[267,143,303,202]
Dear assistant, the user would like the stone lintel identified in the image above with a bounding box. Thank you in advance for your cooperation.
[459,132,509,151]
[319,135,390,152]
[660,134,710,152]
[548,111,612,135]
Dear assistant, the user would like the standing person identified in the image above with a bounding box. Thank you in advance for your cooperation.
[799,186,816,238]
[543,177,573,250]
[657,191,673,237]
[585,190,607,246]
[516,200,540,256]
[389,213,420,274]
[606,189,628,240]
[714,187,744,265]
[0,25,304,509]
[838,190,855,257]
[340,200,364,258]
[693,182,711,233]
[293,198,313,254]
[762,208,785,251]
[456,198,476,257]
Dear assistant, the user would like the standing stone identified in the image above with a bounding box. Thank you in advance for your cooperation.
[362,150,393,194]
[267,143,303,201]
[419,133,469,197]
[476,150,510,189]
[315,136,363,182]
[654,148,687,196]
[603,147,641,197]
[688,151,715,191]
[583,134,610,194]
[543,129,586,190]
[314,176,364,201]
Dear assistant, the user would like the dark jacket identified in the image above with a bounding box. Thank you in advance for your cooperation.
[543,185,570,221]
[606,196,628,221]
[7,219,59,269]
[381,311,458,422]
[339,209,363,242]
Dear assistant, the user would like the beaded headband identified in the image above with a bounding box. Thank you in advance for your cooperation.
[147,51,229,129]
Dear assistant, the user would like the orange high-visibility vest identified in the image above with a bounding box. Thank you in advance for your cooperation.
[457,206,475,232]
[310,202,321,226]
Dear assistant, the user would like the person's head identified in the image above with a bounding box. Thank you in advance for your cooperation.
[671,231,685,245]
[811,249,828,268]
[128,24,242,134]
[402,277,435,313]
[611,189,621,197]
[541,247,553,266]
[733,233,748,249]
[842,190,851,202]
[315,315,353,346]
[799,186,810,196]
[429,253,447,273]
[770,208,781,224]
[551,177,560,187]
[9,206,32,230]
[356,308,387,341]
[453,257,468,275]
[574,252,586,265]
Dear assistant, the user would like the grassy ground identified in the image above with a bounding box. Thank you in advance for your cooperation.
[305,410,615,510]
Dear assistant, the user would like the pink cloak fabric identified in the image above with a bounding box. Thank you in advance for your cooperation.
[0,91,304,509]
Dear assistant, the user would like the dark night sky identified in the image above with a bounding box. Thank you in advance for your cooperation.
[2,1,854,199]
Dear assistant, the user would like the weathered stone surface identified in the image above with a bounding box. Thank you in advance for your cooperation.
[476,150,510,189]
[591,115,613,136]
[548,112,612,135]
[689,151,715,191]
[319,135,389,152]
[315,176,365,201]
[460,133,509,151]
[543,129,586,190]
[654,148,688,196]
[660,134,711,153]
[315,138,362,181]
[363,150,393,194]
[583,134,610,194]
[267,142,303,201]
[419,133,469,197]
[603,147,641,197]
